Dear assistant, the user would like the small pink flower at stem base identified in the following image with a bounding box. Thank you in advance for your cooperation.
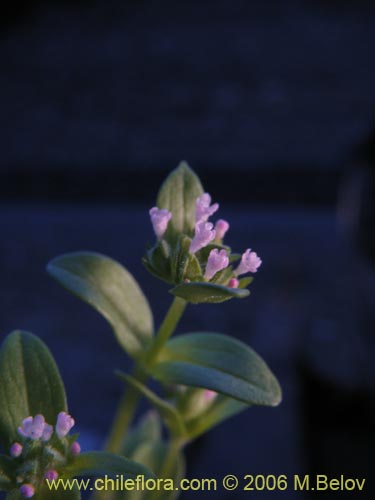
[235,249,262,276]
[19,484,35,498]
[44,470,59,481]
[189,221,216,254]
[70,441,81,456]
[10,442,23,457]
[203,390,217,403]
[228,278,239,288]
[149,207,172,239]
[56,412,75,438]
[18,415,46,440]
[196,193,219,223]
[204,249,229,280]
[214,219,229,240]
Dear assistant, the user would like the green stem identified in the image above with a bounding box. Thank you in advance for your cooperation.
[105,366,146,454]
[147,296,187,364]
[160,437,183,478]
[105,297,187,454]
[148,437,184,500]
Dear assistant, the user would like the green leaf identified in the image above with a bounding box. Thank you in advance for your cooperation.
[0,331,67,449]
[172,236,203,284]
[152,333,282,406]
[157,162,204,242]
[228,253,241,263]
[170,282,250,303]
[143,241,173,284]
[117,373,187,438]
[239,276,254,288]
[209,265,234,285]
[47,252,154,357]
[62,452,155,480]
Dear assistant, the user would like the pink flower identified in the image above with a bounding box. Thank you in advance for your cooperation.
[44,470,59,481]
[196,193,219,223]
[149,207,172,239]
[70,441,81,456]
[214,219,229,240]
[55,412,75,438]
[18,415,46,440]
[203,390,217,403]
[235,249,262,275]
[19,484,35,498]
[189,221,216,254]
[204,249,229,280]
[10,442,23,457]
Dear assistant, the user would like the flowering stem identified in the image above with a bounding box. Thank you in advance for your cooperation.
[105,297,187,454]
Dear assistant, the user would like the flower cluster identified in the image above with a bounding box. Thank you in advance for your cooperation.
[9,412,80,498]
[149,192,261,286]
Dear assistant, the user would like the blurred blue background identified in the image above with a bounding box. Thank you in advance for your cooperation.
[0,1,374,498]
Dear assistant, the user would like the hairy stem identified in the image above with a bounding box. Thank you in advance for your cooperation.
[105,297,187,454]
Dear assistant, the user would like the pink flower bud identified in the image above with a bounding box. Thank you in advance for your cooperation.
[70,441,81,456]
[203,390,217,402]
[204,249,229,280]
[228,278,239,288]
[19,484,35,498]
[42,424,53,442]
[189,221,216,254]
[214,219,229,240]
[149,207,172,239]
[44,470,59,481]
[235,249,262,275]
[56,412,75,438]
[196,193,219,223]
[10,442,23,457]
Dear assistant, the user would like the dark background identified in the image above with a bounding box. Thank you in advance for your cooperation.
[0,1,374,498]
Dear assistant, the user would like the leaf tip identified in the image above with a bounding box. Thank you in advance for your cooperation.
[270,380,283,407]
